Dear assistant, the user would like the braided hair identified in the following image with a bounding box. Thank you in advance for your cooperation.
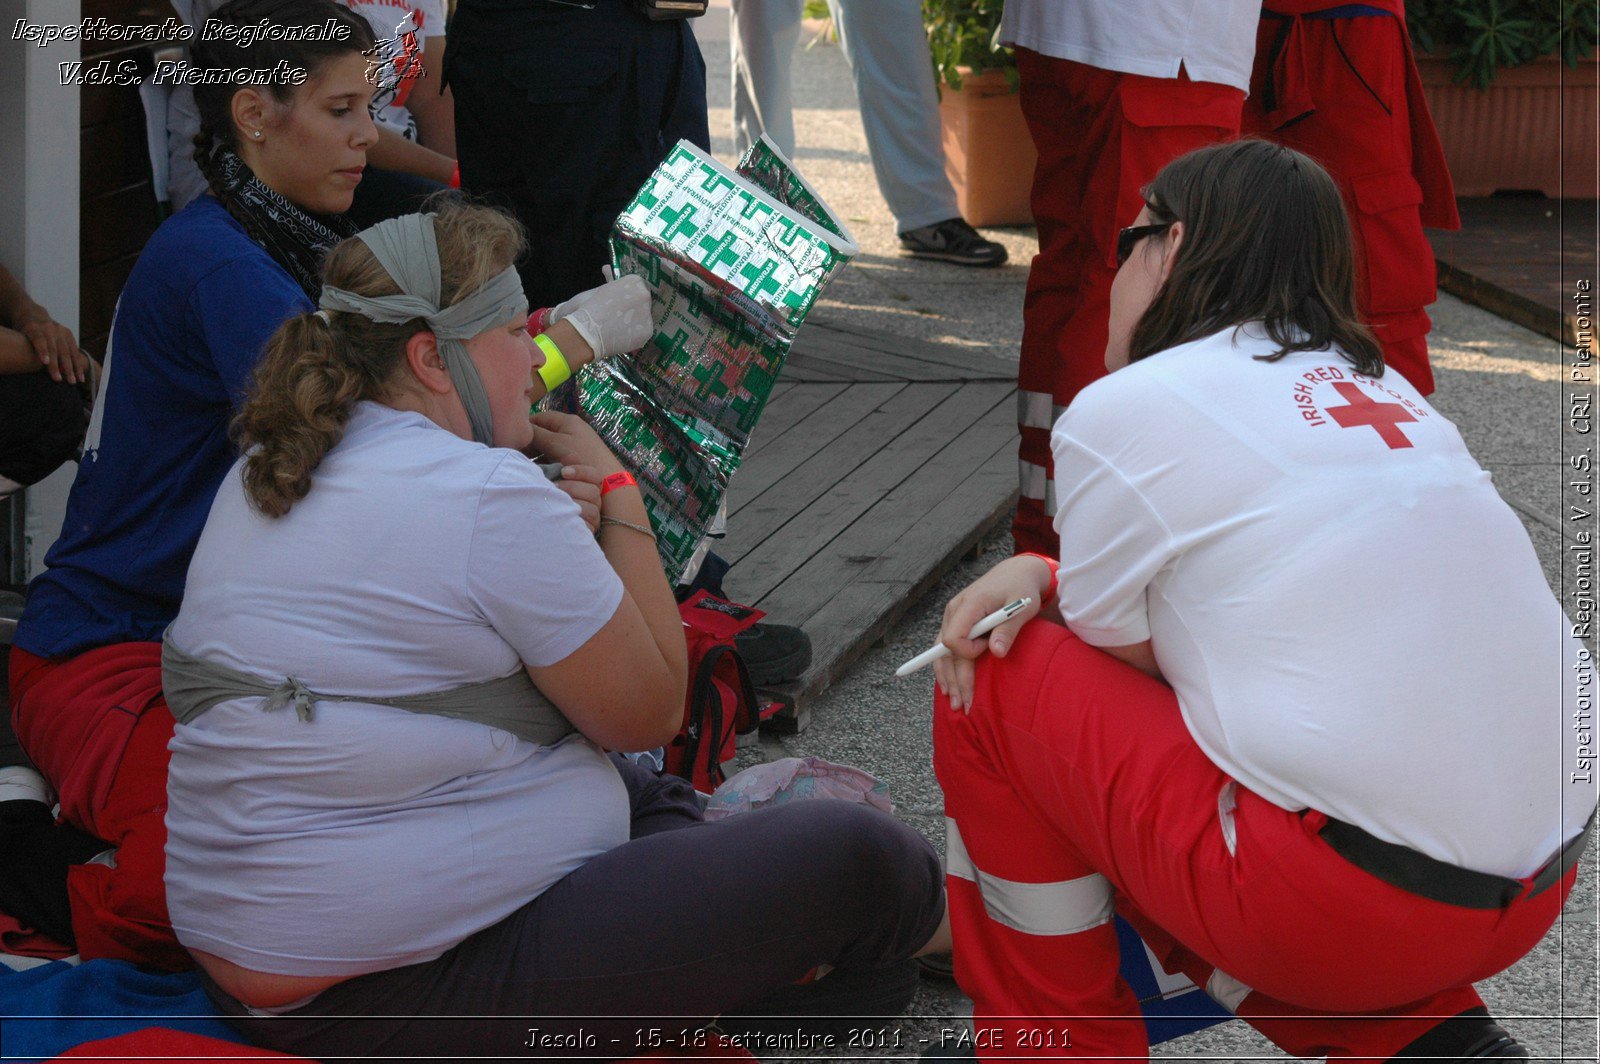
[190,0,376,218]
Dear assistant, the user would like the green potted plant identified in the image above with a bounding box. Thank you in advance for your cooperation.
[1405,0,1597,195]
[924,0,1014,90]
[921,0,1035,226]
[1407,0,1594,88]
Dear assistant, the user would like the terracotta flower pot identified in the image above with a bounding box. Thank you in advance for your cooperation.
[937,68,1038,227]
[1415,51,1598,198]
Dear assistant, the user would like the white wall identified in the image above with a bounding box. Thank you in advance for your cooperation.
[1,0,82,579]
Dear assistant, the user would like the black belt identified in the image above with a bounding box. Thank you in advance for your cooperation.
[1317,812,1595,910]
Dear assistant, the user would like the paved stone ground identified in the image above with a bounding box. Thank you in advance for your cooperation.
[694,6,1598,1060]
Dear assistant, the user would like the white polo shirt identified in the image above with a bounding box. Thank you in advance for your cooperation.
[998,0,1261,92]
[1052,324,1595,879]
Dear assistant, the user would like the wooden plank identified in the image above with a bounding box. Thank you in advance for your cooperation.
[787,332,960,385]
[721,382,956,565]
[780,337,953,384]
[752,388,1017,627]
[807,318,1014,379]
[1435,259,1570,350]
[809,318,977,368]
[763,437,1019,729]
[784,345,909,382]
[743,382,847,461]
[778,359,856,384]
[1427,196,1599,353]
[726,381,1013,606]
[724,382,905,521]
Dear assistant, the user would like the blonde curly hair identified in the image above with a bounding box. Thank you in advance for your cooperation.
[232,198,526,517]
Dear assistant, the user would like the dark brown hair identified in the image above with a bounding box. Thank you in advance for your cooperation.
[1126,138,1384,376]
[190,0,376,205]
[232,199,526,517]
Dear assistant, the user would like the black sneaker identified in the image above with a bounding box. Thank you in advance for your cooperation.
[1392,1008,1530,1059]
[735,622,813,686]
[898,218,1008,267]
[916,950,956,982]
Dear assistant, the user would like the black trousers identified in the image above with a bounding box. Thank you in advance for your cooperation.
[446,0,711,309]
[0,370,87,487]
[206,756,943,1061]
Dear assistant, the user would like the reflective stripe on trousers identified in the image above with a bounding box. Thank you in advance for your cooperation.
[946,818,1114,937]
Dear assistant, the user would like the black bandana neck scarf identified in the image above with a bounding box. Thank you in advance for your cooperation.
[213,149,358,302]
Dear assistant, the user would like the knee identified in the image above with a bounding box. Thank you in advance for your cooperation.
[789,802,942,917]
[0,371,87,485]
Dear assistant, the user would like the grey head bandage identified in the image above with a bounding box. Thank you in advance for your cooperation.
[318,213,528,447]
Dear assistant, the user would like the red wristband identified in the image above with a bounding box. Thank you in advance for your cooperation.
[449,161,461,190]
[1019,552,1060,604]
[600,471,638,496]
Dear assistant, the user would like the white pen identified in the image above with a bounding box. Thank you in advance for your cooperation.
[894,598,1034,678]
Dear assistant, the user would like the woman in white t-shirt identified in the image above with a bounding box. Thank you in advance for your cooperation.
[928,139,1594,1062]
[164,201,948,1058]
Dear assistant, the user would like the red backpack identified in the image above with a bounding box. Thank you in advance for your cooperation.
[665,591,772,792]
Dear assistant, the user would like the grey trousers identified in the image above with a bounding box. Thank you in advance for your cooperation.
[730,0,959,232]
[205,755,943,1060]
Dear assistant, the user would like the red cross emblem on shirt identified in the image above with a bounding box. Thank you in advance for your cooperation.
[1325,381,1417,449]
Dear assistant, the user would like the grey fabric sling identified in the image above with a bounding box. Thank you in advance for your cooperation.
[164,215,566,742]
[317,212,527,447]
[162,633,577,747]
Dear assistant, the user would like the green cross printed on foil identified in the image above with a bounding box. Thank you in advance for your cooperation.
[578,138,856,580]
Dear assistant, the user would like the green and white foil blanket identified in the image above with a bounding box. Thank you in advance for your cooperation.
[562,137,857,580]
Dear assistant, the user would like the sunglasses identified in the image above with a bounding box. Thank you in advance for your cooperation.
[1116,221,1175,267]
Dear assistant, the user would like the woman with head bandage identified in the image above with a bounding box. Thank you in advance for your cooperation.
[6,0,658,974]
[161,200,949,1058]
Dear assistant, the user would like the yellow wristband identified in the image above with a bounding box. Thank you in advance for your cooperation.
[534,332,572,391]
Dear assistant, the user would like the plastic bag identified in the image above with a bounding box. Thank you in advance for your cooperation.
[704,756,892,821]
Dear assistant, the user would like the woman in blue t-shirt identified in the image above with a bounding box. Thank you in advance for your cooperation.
[7,0,385,970]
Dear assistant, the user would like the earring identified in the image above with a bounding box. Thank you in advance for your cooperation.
[252,130,262,139]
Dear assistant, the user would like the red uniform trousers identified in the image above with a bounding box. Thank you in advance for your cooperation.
[7,643,189,970]
[1011,52,1243,557]
[1242,9,1459,397]
[932,623,1573,1061]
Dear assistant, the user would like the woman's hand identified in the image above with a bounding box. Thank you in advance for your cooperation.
[526,411,625,476]
[555,464,603,533]
[13,305,87,385]
[932,554,1056,712]
[549,274,653,360]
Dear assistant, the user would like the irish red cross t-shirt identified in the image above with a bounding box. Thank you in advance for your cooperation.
[1051,323,1593,879]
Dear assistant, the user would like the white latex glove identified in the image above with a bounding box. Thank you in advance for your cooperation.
[549,274,654,359]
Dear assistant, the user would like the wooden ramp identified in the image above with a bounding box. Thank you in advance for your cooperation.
[1428,196,1599,353]
[720,318,1019,731]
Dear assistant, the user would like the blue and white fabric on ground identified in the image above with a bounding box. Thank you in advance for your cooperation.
[0,957,244,1062]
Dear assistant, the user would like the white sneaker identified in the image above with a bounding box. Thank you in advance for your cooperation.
[0,765,51,806]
